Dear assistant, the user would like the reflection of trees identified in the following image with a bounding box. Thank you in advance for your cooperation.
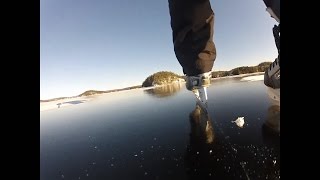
[260,105,280,179]
[144,82,184,98]
[262,105,280,146]
[264,105,280,133]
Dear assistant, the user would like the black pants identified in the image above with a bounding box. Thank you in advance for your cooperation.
[263,0,280,20]
[168,0,280,76]
[168,0,216,76]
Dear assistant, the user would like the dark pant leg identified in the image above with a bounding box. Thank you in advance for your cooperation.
[264,0,280,59]
[263,0,280,20]
[168,0,216,76]
[273,24,280,53]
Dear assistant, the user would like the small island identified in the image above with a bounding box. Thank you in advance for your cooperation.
[142,71,184,87]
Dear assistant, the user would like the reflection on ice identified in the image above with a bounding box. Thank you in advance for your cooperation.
[144,83,184,98]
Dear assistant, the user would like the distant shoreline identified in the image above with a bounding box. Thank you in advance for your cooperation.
[40,72,264,103]
[40,72,264,112]
[40,85,142,103]
[212,72,264,79]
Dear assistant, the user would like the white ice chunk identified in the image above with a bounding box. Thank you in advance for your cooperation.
[232,117,245,128]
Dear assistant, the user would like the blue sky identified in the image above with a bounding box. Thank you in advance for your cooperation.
[40,0,278,100]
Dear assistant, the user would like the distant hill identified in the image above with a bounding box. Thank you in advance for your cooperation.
[78,90,107,97]
[211,62,272,78]
[78,85,142,97]
[142,71,184,87]
[40,85,141,102]
[40,97,74,103]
